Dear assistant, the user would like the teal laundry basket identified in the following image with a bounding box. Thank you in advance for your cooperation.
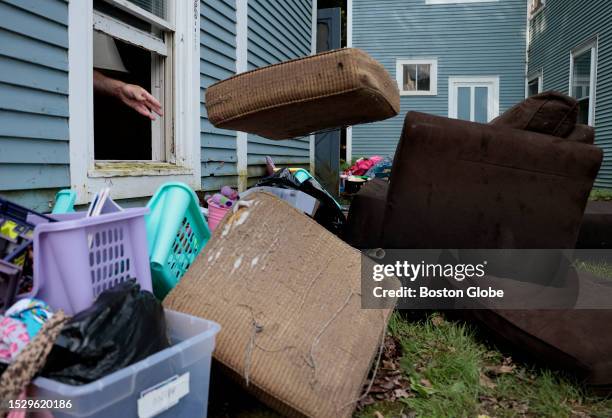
[146,183,211,299]
[52,189,77,214]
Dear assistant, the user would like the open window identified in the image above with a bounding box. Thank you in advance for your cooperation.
[570,39,598,126]
[396,59,438,96]
[92,0,173,162]
[68,0,201,203]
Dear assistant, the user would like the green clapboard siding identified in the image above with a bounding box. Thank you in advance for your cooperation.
[0,0,69,212]
[352,0,527,158]
[528,0,612,189]
[246,0,312,181]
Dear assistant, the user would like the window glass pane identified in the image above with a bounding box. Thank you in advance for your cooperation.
[403,64,417,91]
[417,64,431,91]
[577,99,590,125]
[126,0,167,20]
[528,79,539,97]
[572,49,591,100]
[457,87,471,121]
[474,87,489,123]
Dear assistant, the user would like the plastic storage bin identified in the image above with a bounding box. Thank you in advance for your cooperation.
[33,310,220,418]
[1,198,55,309]
[146,183,211,299]
[31,209,152,314]
[0,259,20,313]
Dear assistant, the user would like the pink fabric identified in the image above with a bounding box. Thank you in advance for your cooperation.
[345,156,383,176]
[0,316,30,363]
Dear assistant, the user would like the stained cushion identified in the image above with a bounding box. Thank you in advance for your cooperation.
[381,111,602,249]
[205,48,400,140]
[490,91,578,138]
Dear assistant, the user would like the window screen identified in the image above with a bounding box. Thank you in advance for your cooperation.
[126,0,167,20]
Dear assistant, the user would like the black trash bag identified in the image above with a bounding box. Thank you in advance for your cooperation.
[41,280,170,385]
[254,168,346,236]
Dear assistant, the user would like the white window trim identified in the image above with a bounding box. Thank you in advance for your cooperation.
[68,0,201,205]
[569,38,598,127]
[426,0,499,4]
[448,76,500,122]
[528,0,545,20]
[526,70,543,98]
[396,58,438,96]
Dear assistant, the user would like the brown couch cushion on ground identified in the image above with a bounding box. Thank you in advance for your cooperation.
[164,193,394,418]
[490,91,578,138]
[453,270,612,391]
[576,201,612,248]
[205,48,400,140]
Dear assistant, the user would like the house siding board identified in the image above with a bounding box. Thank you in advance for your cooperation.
[200,0,239,191]
[246,0,311,180]
[0,0,69,209]
[528,0,612,189]
[351,0,527,158]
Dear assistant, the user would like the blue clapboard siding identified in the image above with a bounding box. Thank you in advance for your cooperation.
[200,0,239,192]
[528,0,612,189]
[0,0,69,212]
[246,0,312,182]
[351,0,527,158]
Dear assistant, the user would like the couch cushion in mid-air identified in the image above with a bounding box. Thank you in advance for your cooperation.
[205,48,400,140]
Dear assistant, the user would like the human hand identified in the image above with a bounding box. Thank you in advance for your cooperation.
[116,83,163,120]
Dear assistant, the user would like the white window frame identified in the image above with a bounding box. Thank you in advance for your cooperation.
[570,38,598,126]
[396,59,438,96]
[526,70,543,98]
[426,0,499,4]
[448,76,500,122]
[68,0,201,205]
[528,0,545,19]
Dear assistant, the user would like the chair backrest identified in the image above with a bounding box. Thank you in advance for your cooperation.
[381,111,602,249]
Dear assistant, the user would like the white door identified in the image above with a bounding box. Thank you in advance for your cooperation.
[449,77,500,123]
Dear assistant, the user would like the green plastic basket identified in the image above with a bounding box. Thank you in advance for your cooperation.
[146,183,211,299]
[51,189,77,214]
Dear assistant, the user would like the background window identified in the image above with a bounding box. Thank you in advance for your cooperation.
[571,40,597,126]
[396,59,438,96]
[527,71,543,97]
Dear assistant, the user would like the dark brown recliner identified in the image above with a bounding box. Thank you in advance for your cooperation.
[346,92,612,391]
[346,92,602,249]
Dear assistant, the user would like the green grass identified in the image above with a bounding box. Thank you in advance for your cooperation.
[357,313,612,418]
[575,259,612,281]
[209,312,612,418]
[589,188,612,201]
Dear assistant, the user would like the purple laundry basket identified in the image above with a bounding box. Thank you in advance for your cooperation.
[29,209,152,314]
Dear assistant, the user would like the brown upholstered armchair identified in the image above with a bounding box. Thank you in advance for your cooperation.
[346,92,603,250]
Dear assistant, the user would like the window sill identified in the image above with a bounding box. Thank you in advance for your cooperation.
[89,162,194,178]
[400,91,438,96]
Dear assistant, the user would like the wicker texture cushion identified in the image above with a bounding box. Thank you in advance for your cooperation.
[205,48,400,140]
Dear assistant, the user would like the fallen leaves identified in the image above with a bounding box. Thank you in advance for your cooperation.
[357,336,413,410]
